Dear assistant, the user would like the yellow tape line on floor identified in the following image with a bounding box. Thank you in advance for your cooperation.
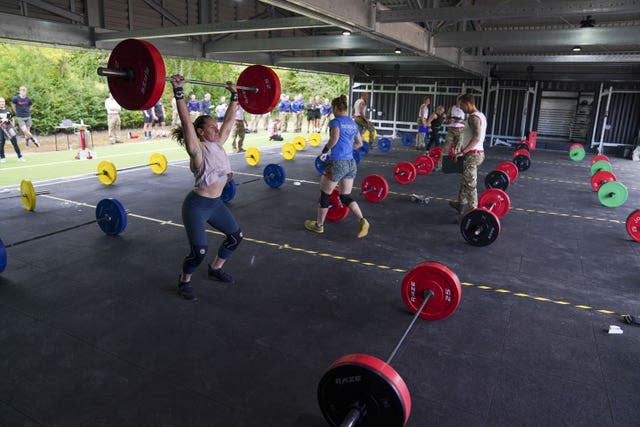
[39,194,629,318]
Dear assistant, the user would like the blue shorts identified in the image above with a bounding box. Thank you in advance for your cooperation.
[324,159,357,182]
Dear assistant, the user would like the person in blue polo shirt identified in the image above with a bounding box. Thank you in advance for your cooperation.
[291,94,304,132]
[278,94,291,132]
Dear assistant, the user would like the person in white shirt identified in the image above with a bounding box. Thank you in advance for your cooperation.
[449,94,487,216]
[438,95,466,169]
[415,96,431,150]
[231,105,247,153]
[104,93,123,144]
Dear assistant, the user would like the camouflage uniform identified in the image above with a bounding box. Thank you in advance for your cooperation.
[457,152,484,209]
[438,127,464,168]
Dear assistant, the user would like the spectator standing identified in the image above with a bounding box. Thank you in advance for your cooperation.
[231,105,247,153]
[437,96,465,170]
[319,98,332,133]
[0,97,24,162]
[425,105,446,151]
[312,95,322,132]
[415,96,431,150]
[171,97,181,129]
[187,94,200,122]
[143,107,154,139]
[201,93,212,116]
[153,99,168,137]
[291,94,304,132]
[269,118,283,141]
[278,95,291,132]
[104,92,123,144]
[11,86,39,147]
[215,96,228,123]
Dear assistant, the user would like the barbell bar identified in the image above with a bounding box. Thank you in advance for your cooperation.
[317,262,462,427]
[97,153,168,186]
[97,38,281,114]
[0,179,49,211]
[221,164,286,202]
[0,198,127,273]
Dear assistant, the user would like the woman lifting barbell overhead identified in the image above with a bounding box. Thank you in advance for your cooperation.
[304,95,370,238]
[170,75,243,301]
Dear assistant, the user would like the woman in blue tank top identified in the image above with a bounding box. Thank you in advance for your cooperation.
[304,95,370,238]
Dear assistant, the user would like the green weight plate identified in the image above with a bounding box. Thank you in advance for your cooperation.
[597,181,628,208]
[590,160,612,176]
[569,147,585,162]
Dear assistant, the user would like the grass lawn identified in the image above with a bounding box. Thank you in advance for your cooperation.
[0,131,318,188]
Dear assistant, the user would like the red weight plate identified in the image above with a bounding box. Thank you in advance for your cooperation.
[393,161,417,185]
[512,148,531,159]
[107,39,166,110]
[326,188,350,222]
[496,161,519,183]
[237,65,281,114]
[626,210,640,243]
[401,262,462,320]
[319,353,411,427]
[528,130,537,149]
[413,154,434,176]
[478,188,511,218]
[568,143,583,152]
[428,146,442,159]
[360,175,389,203]
[590,154,610,166]
[590,170,617,192]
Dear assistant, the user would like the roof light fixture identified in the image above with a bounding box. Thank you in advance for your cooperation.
[342,30,351,36]
[572,46,582,52]
[394,48,402,54]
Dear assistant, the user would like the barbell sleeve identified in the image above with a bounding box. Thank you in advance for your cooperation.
[97,67,259,93]
[386,289,434,365]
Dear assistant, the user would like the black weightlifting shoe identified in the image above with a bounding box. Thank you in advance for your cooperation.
[208,266,235,284]
[177,277,197,301]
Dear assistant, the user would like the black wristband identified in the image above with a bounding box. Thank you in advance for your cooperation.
[321,145,330,154]
[173,87,184,100]
[229,92,238,102]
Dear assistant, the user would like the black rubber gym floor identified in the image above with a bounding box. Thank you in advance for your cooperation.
[1,139,639,426]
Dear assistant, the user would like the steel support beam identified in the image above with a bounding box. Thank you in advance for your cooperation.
[94,16,330,41]
[23,0,85,23]
[435,27,640,48]
[378,0,640,23]
[205,35,388,54]
[0,12,91,46]
[464,54,640,63]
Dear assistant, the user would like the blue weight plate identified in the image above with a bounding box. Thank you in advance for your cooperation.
[378,137,391,153]
[401,134,414,147]
[96,198,128,236]
[221,180,237,202]
[263,164,286,188]
[359,141,370,156]
[0,238,7,273]
[353,149,361,165]
[315,156,327,174]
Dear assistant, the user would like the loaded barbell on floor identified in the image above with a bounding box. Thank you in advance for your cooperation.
[589,159,628,208]
[484,161,519,191]
[0,179,49,211]
[97,153,168,186]
[97,38,281,114]
[0,198,127,273]
[221,164,286,202]
[317,262,462,427]
[460,188,511,246]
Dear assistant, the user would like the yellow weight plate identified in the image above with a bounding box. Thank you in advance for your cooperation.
[293,136,307,151]
[245,147,261,166]
[282,143,297,160]
[97,160,118,186]
[363,130,370,143]
[20,179,36,211]
[149,153,168,175]
[308,133,321,146]
[373,130,378,140]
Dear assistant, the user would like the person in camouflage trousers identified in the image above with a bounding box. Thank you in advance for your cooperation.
[448,94,487,216]
[437,95,466,169]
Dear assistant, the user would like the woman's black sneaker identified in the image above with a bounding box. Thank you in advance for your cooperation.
[208,266,235,284]
[177,277,197,301]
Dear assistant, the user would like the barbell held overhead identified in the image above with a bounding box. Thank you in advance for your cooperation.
[97,39,281,114]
